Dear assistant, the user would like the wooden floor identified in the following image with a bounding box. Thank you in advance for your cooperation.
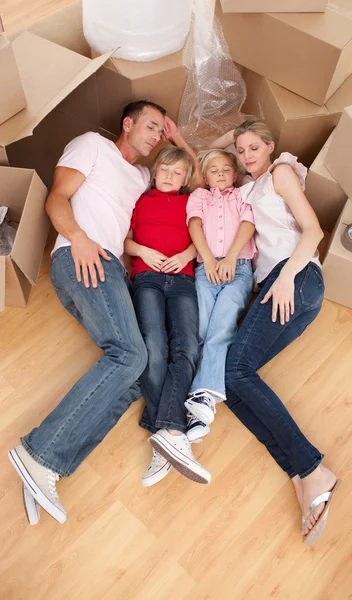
[1,1,352,599]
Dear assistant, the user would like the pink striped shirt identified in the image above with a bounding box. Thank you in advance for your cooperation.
[186,186,257,262]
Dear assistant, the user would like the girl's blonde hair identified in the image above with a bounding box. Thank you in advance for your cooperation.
[150,147,195,193]
[233,117,274,147]
[197,149,238,180]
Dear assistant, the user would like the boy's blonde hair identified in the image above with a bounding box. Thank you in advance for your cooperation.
[197,149,238,180]
[150,147,195,193]
[233,117,274,147]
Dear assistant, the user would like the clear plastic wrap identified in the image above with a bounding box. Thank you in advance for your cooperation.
[82,0,192,61]
[177,0,247,149]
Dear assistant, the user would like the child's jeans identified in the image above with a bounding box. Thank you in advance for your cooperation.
[131,271,199,434]
[189,258,253,400]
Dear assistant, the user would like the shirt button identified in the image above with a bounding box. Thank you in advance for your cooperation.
[219,205,223,208]
[219,226,223,230]
[219,239,223,243]
[219,215,223,218]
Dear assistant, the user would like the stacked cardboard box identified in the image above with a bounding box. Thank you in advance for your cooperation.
[322,199,352,309]
[0,20,27,125]
[221,0,328,12]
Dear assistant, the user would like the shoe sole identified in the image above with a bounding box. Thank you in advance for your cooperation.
[149,435,211,485]
[8,449,66,524]
[23,484,40,526]
[142,462,172,488]
[184,400,215,425]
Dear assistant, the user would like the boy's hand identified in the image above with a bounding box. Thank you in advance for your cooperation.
[161,251,190,274]
[216,256,236,283]
[204,256,221,285]
[139,246,167,271]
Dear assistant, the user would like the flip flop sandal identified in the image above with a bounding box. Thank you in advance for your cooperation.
[302,479,342,545]
[23,484,41,526]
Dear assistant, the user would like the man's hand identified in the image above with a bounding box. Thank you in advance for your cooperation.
[139,246,167,271]
[161,251,190,274]
[204,256,221,285]
[71,231,111,288]
[216,255,237,283]
[162,117,179,144]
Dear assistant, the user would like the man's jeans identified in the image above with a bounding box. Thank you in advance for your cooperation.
[21,247,148,477]
[131,271,199,433]
[225,259,325,479]
[190,259,253,398]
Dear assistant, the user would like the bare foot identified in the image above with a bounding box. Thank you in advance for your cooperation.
[301,465,337,536]
[292,475,303,513]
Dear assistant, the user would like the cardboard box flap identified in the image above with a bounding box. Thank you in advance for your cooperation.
[274,8,352,49]
[0,32,112,147]
[340,197,352,223]
[10,170,49,285]
[109,50,183,79]
[267,80,330,120]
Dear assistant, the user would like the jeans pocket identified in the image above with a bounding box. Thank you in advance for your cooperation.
[299,263,325,309]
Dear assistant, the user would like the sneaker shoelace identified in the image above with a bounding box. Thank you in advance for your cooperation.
[47,470,60,502]
[191,391,217,415]
[187,414,206,428]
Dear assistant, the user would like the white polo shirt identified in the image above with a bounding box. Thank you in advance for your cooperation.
[52,132,150,260]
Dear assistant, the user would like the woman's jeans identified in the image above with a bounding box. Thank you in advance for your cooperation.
[190,259,253,399]
[21,247,148,477]
[131,271,199,434]
[225,259,325,479]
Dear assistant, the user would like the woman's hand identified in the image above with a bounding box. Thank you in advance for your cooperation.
[139,246,167,271]
[161,251,190,274]
[216,255,236,283]
[204,256,221,285]
[261,270,295,325]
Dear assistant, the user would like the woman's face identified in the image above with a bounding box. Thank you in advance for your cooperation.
[155,160,187,193]
[205,156,237,191]
[236,131,274,179]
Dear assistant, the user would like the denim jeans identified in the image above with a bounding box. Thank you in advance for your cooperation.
[131,271,199,434]
[190,259,253,398]
[21,247,148,477]
[225,259,325,479]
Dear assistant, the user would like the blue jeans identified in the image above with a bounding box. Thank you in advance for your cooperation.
[131,271,199,434]
[190,259,253,398]
[21,247,148,477]
[225,259,325,479]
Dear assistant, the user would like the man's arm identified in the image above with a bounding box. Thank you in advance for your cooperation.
[163,117,204,189]
[46,166,111,288]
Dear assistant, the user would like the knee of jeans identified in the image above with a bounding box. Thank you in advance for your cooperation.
[134,343,148,377]
[225,361,251,390]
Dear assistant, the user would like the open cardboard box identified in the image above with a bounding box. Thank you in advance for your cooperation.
[322,199,352,309]
[0,166,49,311]
[305,133,347,232]
[324,105,352,200]
[0,18,27,125]
[220,0,328,12]
[219,0,352,105]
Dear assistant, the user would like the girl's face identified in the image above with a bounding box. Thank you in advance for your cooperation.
[155,160,187,193]
[236,131,274,179]
[205,156,237,192]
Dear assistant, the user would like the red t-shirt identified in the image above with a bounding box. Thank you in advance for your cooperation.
[130,188,194,279]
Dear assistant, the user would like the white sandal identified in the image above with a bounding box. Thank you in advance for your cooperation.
[302,479,342,545]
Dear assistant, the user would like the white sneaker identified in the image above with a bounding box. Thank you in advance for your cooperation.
[186,414,210,443]
[148,429,211,484]
[8,445,67,524]
[23,484,40,526]
[142,448,172,487]
[185,391,217,425]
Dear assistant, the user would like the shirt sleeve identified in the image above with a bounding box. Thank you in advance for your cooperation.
[130,195,143,230]
[186,188,205,225]
[56,132,99,178]
[237,189,255,224]
[135,165,151,191]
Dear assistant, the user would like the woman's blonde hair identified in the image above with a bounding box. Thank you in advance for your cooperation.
[233,117,274,147]
[197,149,238,180]
[150,147,195,193]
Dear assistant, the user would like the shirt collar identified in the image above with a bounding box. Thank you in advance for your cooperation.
[146,188,181,197]
[209,186,234,197]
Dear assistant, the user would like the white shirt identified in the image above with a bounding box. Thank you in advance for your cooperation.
[240,152,321,285]
[52,132,150,260]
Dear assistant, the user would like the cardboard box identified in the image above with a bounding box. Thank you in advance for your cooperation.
[0,166,49,311]
[242,69,342,167]
[324,106,352,199]
[322,199,352,308]
[220,0,327,12]
[219,1,352,105]
[0,23,27,125]
[305,133,347,232]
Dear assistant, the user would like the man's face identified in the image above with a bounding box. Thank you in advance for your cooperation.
[125,107,165,157]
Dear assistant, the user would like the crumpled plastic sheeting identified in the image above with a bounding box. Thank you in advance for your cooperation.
[178,0,247,149]
[0,207,16,256]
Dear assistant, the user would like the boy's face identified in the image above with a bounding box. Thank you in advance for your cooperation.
[205,156,237,192]
[155,160,187,193]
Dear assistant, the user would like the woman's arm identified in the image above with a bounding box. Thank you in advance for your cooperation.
[188,217,221,285]
[209,129,235,149]
[216,221,255,282]
[124,230,167,272]
[261,164,324,325]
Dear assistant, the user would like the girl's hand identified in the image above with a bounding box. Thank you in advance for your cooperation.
[204,256,221,285]
[216,256,236,283]
[261,270,295,325]
[139,246,167,271]
[161,251,190,274]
